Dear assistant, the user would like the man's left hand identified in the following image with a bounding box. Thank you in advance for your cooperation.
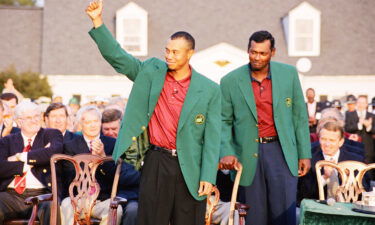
[298,158,311,177]
[198,181,213,197]
[7,154,19,162]
[91,139,105,157]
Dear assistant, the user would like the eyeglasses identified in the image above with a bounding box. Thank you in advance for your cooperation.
[21,115,41,122]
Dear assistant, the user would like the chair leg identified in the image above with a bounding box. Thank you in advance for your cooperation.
[28,204,39,225]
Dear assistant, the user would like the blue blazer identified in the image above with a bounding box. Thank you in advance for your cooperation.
[63,130,79,143]
[63,135,140,201]
[297,148,368,205]
[0,128,63,191]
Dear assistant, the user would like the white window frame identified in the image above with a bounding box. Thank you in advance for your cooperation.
[282,2,321,57]
[116,2,148,56]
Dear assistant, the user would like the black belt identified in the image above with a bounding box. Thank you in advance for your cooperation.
[150,145,177,157]
[258,136,278,144]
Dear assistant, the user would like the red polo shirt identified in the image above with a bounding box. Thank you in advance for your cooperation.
[148,70,191,149]
[250,68,278,138]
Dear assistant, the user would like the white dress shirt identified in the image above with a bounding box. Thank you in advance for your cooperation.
[8,132,46,189]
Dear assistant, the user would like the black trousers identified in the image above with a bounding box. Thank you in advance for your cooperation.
[137,149,206,225]
[0,188,51,225]
[239,141,297,225]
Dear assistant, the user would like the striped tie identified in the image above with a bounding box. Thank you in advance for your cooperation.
[14,139,32,194]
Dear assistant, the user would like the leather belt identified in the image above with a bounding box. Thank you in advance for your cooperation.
[258,136,278,144]
[150,145,177,157]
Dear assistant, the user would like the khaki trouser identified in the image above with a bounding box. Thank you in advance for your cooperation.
[60,197,122,225]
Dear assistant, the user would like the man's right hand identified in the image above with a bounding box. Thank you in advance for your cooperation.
[86,0,103,28]
[219,155,238,170]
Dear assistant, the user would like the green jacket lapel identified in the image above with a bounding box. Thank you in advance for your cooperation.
[270,62,280,109]
[238,66,258,121]
[177,69,204,133]
[148,64,168,115]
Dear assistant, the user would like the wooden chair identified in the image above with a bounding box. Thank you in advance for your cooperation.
[21,153,125,225]
[205,162,249,225]
[315,160,375,203]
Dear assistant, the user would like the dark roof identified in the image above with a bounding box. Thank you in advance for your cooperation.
[1,0,375,75]
[0,6,43,73]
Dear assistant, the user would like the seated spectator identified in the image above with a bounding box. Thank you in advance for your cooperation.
[101,108,122,138]
[297,121,369,205]
[0,101,63,224]
[61,106,139,225]
[44,103,79,142]
[310,108,364,157]
[0,99,20,137]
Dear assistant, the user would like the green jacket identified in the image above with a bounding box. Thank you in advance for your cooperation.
[220,62,311,186]
[89,25,221,200]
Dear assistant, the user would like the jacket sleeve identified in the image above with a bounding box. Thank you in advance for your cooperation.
[344,112,359,133]
[27,129,64,166]
[0,137,23,178]
[220,77,237,158]
[89,24,143,82]
[200,86,221,184]
[291,67,311,159]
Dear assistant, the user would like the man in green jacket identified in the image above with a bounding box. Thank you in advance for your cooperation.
[86,1,221,225]
[220,31,311,225]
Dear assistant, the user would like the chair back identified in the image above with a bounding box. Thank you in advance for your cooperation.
[315,160,374,203]
[50,153,122,225]
[205,186,220,225]
[205,162,243,225]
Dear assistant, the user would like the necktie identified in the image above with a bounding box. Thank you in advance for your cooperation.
[327,157,339,200]
[89,140,93,152]
[14,139,32,194]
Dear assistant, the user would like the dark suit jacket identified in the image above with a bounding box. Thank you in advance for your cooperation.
[63,135,140,201]
[344,110,375,162]
[1,126,20,137]
[63,130,79,143]
[0,128,63,191]
[297,148,368,205]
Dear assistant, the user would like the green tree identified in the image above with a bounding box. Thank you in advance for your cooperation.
[0,0,35,6]
[0,66,52,100]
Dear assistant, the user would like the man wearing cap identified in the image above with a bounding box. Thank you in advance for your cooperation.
[85,1,221,225]
[331,100,343,113]
[345,94,357,113]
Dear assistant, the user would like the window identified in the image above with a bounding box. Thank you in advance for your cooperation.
[116,2,148,56]
[282,2,321,56]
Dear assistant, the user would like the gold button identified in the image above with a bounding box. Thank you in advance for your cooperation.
[141,126,146,131]
[43,169,47,173]
[255,138,259,142]
[132,136,137,141]
[48,183,51,187]
[253,153,258,158]
[256,124,259,127]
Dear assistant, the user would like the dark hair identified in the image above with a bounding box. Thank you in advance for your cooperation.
[248,30,275,51]
[320,121,344,139]
[306,88,315,94]
[170,31,195,50]
[102,109,122,123]
[44,103,68,118]
[0,93,18,104]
